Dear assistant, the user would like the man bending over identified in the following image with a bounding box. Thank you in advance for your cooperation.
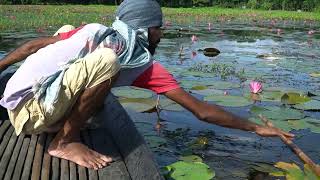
[0,0,294,170]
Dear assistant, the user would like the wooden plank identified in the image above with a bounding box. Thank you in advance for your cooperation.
[78,161,88,180]
[31,133,47,180]
[69,161,77,180]
[103,94,164,180]
[82,130,98,180]
[0,120,11,141]
[0,126,18,179]
[0,125,14,159]
[60,159,70,180]
[41,133,54,180]
[51,157,60,180]
[12,136,30,180]
[4,133,25,180]
[21,135,38,180]
[89,129,131,180]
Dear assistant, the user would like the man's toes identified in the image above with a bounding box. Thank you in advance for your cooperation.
[89,161,99,170]
[100,154,112,163]
[95,156,107,167]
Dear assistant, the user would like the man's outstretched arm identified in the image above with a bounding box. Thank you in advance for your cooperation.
[164,87,294,139]
[0,36,61,71]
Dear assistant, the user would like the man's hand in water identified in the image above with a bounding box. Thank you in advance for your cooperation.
[255,125,295,140]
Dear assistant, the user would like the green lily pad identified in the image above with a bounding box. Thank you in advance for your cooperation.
[293,100,320,111]
[304,164,320,180]
[204,95,252,107]
[281,92,311,105]
[251,162,281,174]
[308,91,320,96]
[260,91,283,102]
[249,117,292,132]
[312,96,320,101]
[272,162,305,179]
[265,87,306,95]
[271,162,320,179]
[190,85,208,90]
[179,155,203,163]
[303,118,320,133]
[144,135,167,149]
[190,88,225,96]
[159,98,185,111]
[208,81,240,90]
[287,120,310,131]
[134,121,157,136]
[310,72,320,78]
[250,106,305,120]
[119,98,156,112]
[163,161,215,180]
[181,71,215,78]
[111,86,154,98]
[179,80,217,89]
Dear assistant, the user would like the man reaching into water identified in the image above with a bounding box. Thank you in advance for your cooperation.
[0,0,294,170]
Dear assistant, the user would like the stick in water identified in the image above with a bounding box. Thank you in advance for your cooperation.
[258,114,320,177]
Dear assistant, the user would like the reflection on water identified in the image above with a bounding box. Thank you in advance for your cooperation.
[1,22,320,179]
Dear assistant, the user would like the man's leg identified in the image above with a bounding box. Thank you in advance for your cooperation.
[48,75,118,170]
[45,48,120,170]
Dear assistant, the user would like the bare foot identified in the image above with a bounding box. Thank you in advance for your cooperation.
[48,135,112,170]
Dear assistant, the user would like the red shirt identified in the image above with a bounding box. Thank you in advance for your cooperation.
[59,28,180,94]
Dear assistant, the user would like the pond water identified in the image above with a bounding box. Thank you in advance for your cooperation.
[1,21,320,179]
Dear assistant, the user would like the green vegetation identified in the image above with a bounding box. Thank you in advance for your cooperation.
[0,5,320,31]
[1,0,320,12]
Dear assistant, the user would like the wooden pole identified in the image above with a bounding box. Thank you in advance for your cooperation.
[258,115,320,177]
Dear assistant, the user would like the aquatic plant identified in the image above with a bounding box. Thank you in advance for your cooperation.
[188,62,236,79]
[249,81,263,94]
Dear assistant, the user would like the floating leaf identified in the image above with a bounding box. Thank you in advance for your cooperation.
[181,71,215,78]
[179,155,203,163]
[202,47,220,57]
[310,72,320,78]
[304,164,320,180]
[190,88,224,96]
[251,162,281,174]
[190,85,207,90]
[163,161,215,180]
[303,118,320,134]
[112,86,153,98]
[271,162,320,180]
[204,95,252,107]
[260,91,283,102]
[144,135,167,149]
[281,92,311,105]
[160,98,185,111]
[250,106,304,121]
[209,81,240,90]
[180,80,217,89]
[249,117,292,132]
[119,98,156,112]
[287,120,310,131]
[293,100,320,111]
[274,162,305,179]
[134,121,157,136]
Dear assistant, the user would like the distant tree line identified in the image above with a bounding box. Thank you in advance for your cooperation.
[0,0,319,11]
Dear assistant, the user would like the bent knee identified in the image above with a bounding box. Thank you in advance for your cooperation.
[93,48,120,72]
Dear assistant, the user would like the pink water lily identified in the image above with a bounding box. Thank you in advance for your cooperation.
[249,81,262,94]
[208,23,212,31]
[191,35,198,43]
[308,30,315,35]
